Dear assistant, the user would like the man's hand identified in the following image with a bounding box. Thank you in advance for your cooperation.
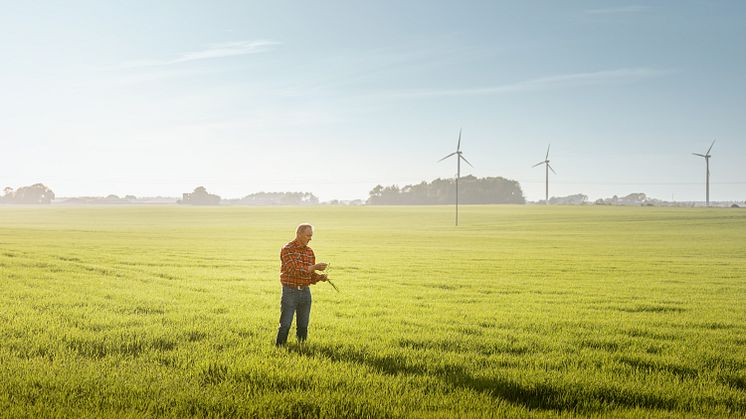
[319,274,328,282]
[312,262,328,271]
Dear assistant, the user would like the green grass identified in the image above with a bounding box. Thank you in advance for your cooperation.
[1,205,745,417]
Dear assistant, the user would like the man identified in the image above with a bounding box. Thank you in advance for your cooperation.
[275,223,328,346]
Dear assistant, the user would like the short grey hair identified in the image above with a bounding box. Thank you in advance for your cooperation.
[296,223,314,235]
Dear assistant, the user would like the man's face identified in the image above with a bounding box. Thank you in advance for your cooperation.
[297,228,313,246]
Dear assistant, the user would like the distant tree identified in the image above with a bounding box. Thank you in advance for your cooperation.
[1,187,13,203]
[368,185,384,205]
[9,183,55,204]
[380,185,401,204]
[236,192,318,205]
[124,195,137,201]
[179,186,221,205]
[596,192,654,206]
[367,176,525,205]
[548,194,588,205]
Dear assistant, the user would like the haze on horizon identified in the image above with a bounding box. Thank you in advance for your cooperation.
[1,1,744,202]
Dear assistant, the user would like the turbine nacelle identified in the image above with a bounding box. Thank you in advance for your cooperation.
[438,129,473,167]
[692,140,715,159]
[533,159,553,171]
[532,145,557,175]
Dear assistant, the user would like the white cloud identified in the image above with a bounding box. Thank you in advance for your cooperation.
[122,40,280,68]
[388,67,669,98]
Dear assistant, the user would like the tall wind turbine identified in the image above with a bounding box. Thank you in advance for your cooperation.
[438,129,473,226]
[692,140,715,206]
[532,144,556,204]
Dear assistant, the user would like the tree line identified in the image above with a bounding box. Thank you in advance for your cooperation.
[367,175,525,205]
[1,183,55,204]
[225,191,319,206]
[178,187,319,205]
[3,178,527,206]
[0,184,319,206]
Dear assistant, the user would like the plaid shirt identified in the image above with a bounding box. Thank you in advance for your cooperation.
[280,240,323,287]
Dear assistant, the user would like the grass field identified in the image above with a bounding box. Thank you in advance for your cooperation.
[1,205,745,417]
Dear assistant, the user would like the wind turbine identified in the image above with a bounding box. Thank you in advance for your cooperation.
[692,140,715,206]
[532,144,556,205]
[438,129,473,226]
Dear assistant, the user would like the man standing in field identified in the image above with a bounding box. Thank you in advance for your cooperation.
[275,223,328,347]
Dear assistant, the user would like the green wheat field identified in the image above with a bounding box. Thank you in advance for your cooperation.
[1,205,745,417]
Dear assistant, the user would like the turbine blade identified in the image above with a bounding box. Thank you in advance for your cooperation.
[706,139,715,155]
[460,154,474,167]
[437,152,457,162]
[532,161,544,168]
[457,129,462,152]
[548,163,557,175]
[545,144,550,161]
[692,153,706,157]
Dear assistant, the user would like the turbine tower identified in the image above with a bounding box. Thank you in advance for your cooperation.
[692,140,715,206]
[438,129,473,226]
[532,144,556,205]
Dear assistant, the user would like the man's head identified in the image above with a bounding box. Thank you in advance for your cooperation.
[295,223,314,246]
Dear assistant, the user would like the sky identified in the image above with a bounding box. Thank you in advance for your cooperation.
[1,0,745,202]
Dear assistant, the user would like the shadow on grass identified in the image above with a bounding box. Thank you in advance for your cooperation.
[721,374,746,391]
[287,343,743,414]
[288,343,426,376]
[617,355,698,379]
[398,337,530,356]
[442,367,682,412]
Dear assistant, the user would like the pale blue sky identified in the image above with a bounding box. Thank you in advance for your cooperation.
[1,1,744,201]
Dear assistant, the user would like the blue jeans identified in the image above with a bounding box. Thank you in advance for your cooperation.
[275,285,312,346]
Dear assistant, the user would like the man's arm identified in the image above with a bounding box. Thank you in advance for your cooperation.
[311,272,328,283]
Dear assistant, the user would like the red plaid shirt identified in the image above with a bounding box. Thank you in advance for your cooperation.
[280,240,323,287]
